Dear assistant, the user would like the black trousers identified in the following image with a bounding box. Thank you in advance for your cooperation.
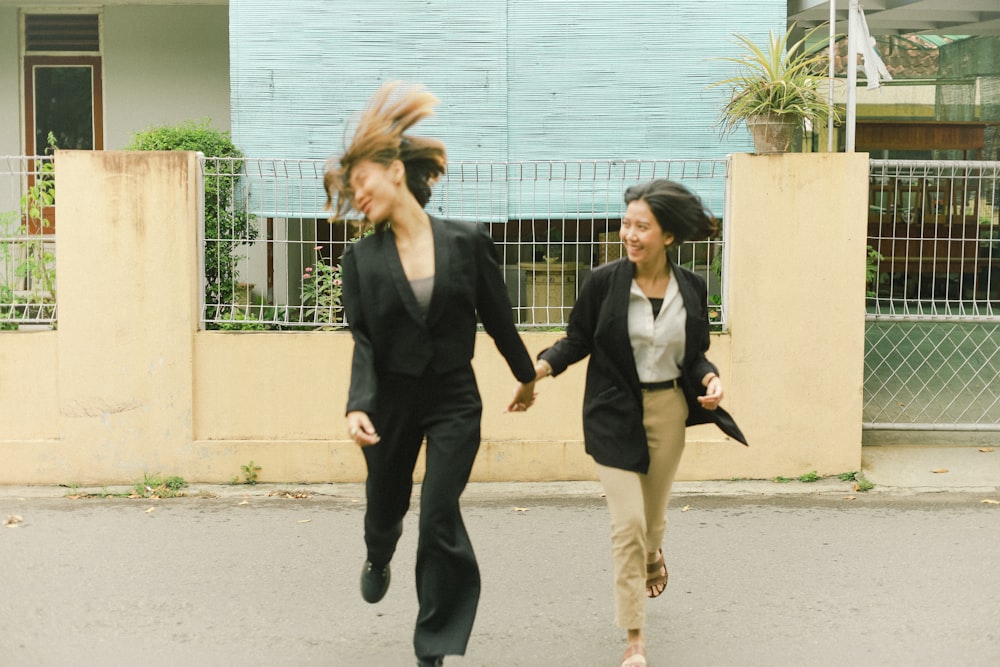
[362,365,482,658]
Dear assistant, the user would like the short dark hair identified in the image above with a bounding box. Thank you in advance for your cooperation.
[623,179,717,243]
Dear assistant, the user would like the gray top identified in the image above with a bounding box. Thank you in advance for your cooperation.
[410,275,434,318]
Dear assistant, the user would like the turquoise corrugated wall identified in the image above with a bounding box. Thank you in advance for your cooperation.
[229,0,786,216]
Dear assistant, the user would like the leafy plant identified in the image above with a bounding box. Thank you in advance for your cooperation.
[866,245,885,298]
[134,473,187,498]
[127,121,257,326]
[239,460,261,485]
[300,245,344,327]
[0,284,17,331]
[797,470,820,483]
[840,470,874,492]
[216,309,266,331]
[711,23,839,138]
[1,133,58,330]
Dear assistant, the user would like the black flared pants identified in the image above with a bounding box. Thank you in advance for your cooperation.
[362,365,482,658]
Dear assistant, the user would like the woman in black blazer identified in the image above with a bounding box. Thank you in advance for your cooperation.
[325,82,537,667]
[517,180,746,667]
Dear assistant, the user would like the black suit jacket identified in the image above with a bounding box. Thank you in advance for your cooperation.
[341,215,536,415]
[539,257,747,474]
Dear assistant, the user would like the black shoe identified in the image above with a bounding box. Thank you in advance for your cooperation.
[360,560,390,603]
[416,657,443,667]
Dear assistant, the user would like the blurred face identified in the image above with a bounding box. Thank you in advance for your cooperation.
[348,159,405,223]
[621,199,674,268]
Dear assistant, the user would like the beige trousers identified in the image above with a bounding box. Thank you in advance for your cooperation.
[595,386,688,630]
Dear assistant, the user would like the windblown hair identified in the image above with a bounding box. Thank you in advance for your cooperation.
[324,81,447,230]
[623,179,718,244]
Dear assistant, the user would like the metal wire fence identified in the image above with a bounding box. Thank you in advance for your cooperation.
[864,159,1000,430]
[201,157,731,330]
[867,159,999,318]
[0,155,56,330]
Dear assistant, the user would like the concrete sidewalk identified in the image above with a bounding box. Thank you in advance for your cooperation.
[0,445,998,500]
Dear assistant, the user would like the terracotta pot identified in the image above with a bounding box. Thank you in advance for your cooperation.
[746,114,803,154]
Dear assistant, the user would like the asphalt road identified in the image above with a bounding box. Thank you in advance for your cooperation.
[1,483,998,667]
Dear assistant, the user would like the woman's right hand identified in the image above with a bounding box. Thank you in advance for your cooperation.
[347,411,380,446]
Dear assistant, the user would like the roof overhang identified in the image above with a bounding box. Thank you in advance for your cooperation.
[788,1,1000,37]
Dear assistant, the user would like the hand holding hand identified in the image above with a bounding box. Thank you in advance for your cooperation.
[697,375,723,411]
[506,380,537,413]
[346,410,380,446]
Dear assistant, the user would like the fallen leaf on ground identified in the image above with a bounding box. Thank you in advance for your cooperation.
[269,491,311,499]
[931,468,949,474]
[513,507,529,512]
[145,507,156,513]
[238,500,249,505]
[981,499,1000,505]
[297,519,312,524]
[5,514,23,527]
[980,448,994,453]
[681,505,691,512]
[843,496,857,500]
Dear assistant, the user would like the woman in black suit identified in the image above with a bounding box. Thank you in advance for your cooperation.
[325,82,537,667]
[516,180,747,667]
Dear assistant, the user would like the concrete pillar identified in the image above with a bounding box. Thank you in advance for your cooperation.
[55,150,200,482]
[725,152,868,475]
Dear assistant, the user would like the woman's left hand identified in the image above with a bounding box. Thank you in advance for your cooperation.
[697,376,723,411]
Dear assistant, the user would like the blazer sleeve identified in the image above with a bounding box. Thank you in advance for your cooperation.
[340,244,378,415]
[538,264,607,375]
[472,225,536,383]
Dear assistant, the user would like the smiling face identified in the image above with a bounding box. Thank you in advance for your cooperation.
[621,199,674,269]
[348,158,406,224]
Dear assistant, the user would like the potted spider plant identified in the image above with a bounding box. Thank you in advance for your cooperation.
[711,24,838,154]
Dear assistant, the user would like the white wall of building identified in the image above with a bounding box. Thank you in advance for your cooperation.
[103,4,230,148]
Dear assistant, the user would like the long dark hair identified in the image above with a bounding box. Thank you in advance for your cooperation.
[624,179,717,243]
[324,81,447,231]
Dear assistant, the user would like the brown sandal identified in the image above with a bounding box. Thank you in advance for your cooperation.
[646,549,668,599]
[621,643,648,667]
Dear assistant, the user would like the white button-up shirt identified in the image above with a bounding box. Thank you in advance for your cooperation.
[628,275,686,383]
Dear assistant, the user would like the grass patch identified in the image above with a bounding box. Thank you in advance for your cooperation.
[64,474,187,499]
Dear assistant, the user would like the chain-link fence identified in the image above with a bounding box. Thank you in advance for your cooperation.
[865,159,999,430]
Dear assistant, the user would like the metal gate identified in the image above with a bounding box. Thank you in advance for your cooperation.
[864,160,999,432]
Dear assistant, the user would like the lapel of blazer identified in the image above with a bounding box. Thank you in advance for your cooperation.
[381,226,429,327]
[425,216,451,328]
[670,257,705,365]
[605,259,643,389]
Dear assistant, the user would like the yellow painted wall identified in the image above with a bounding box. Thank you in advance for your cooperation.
[0,151,866,486]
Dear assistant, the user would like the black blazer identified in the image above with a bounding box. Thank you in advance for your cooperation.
[341,215,536,415]
[539,257,747,474]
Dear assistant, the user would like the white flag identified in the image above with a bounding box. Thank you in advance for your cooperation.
[851,5,893,89]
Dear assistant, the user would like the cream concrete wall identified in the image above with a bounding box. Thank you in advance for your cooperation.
[0,151,866,486]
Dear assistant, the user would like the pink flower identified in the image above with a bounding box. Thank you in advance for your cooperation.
[333,279,342,286]
[305,266,313,273]
[314,245,323,250]
[302,273,311,279]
